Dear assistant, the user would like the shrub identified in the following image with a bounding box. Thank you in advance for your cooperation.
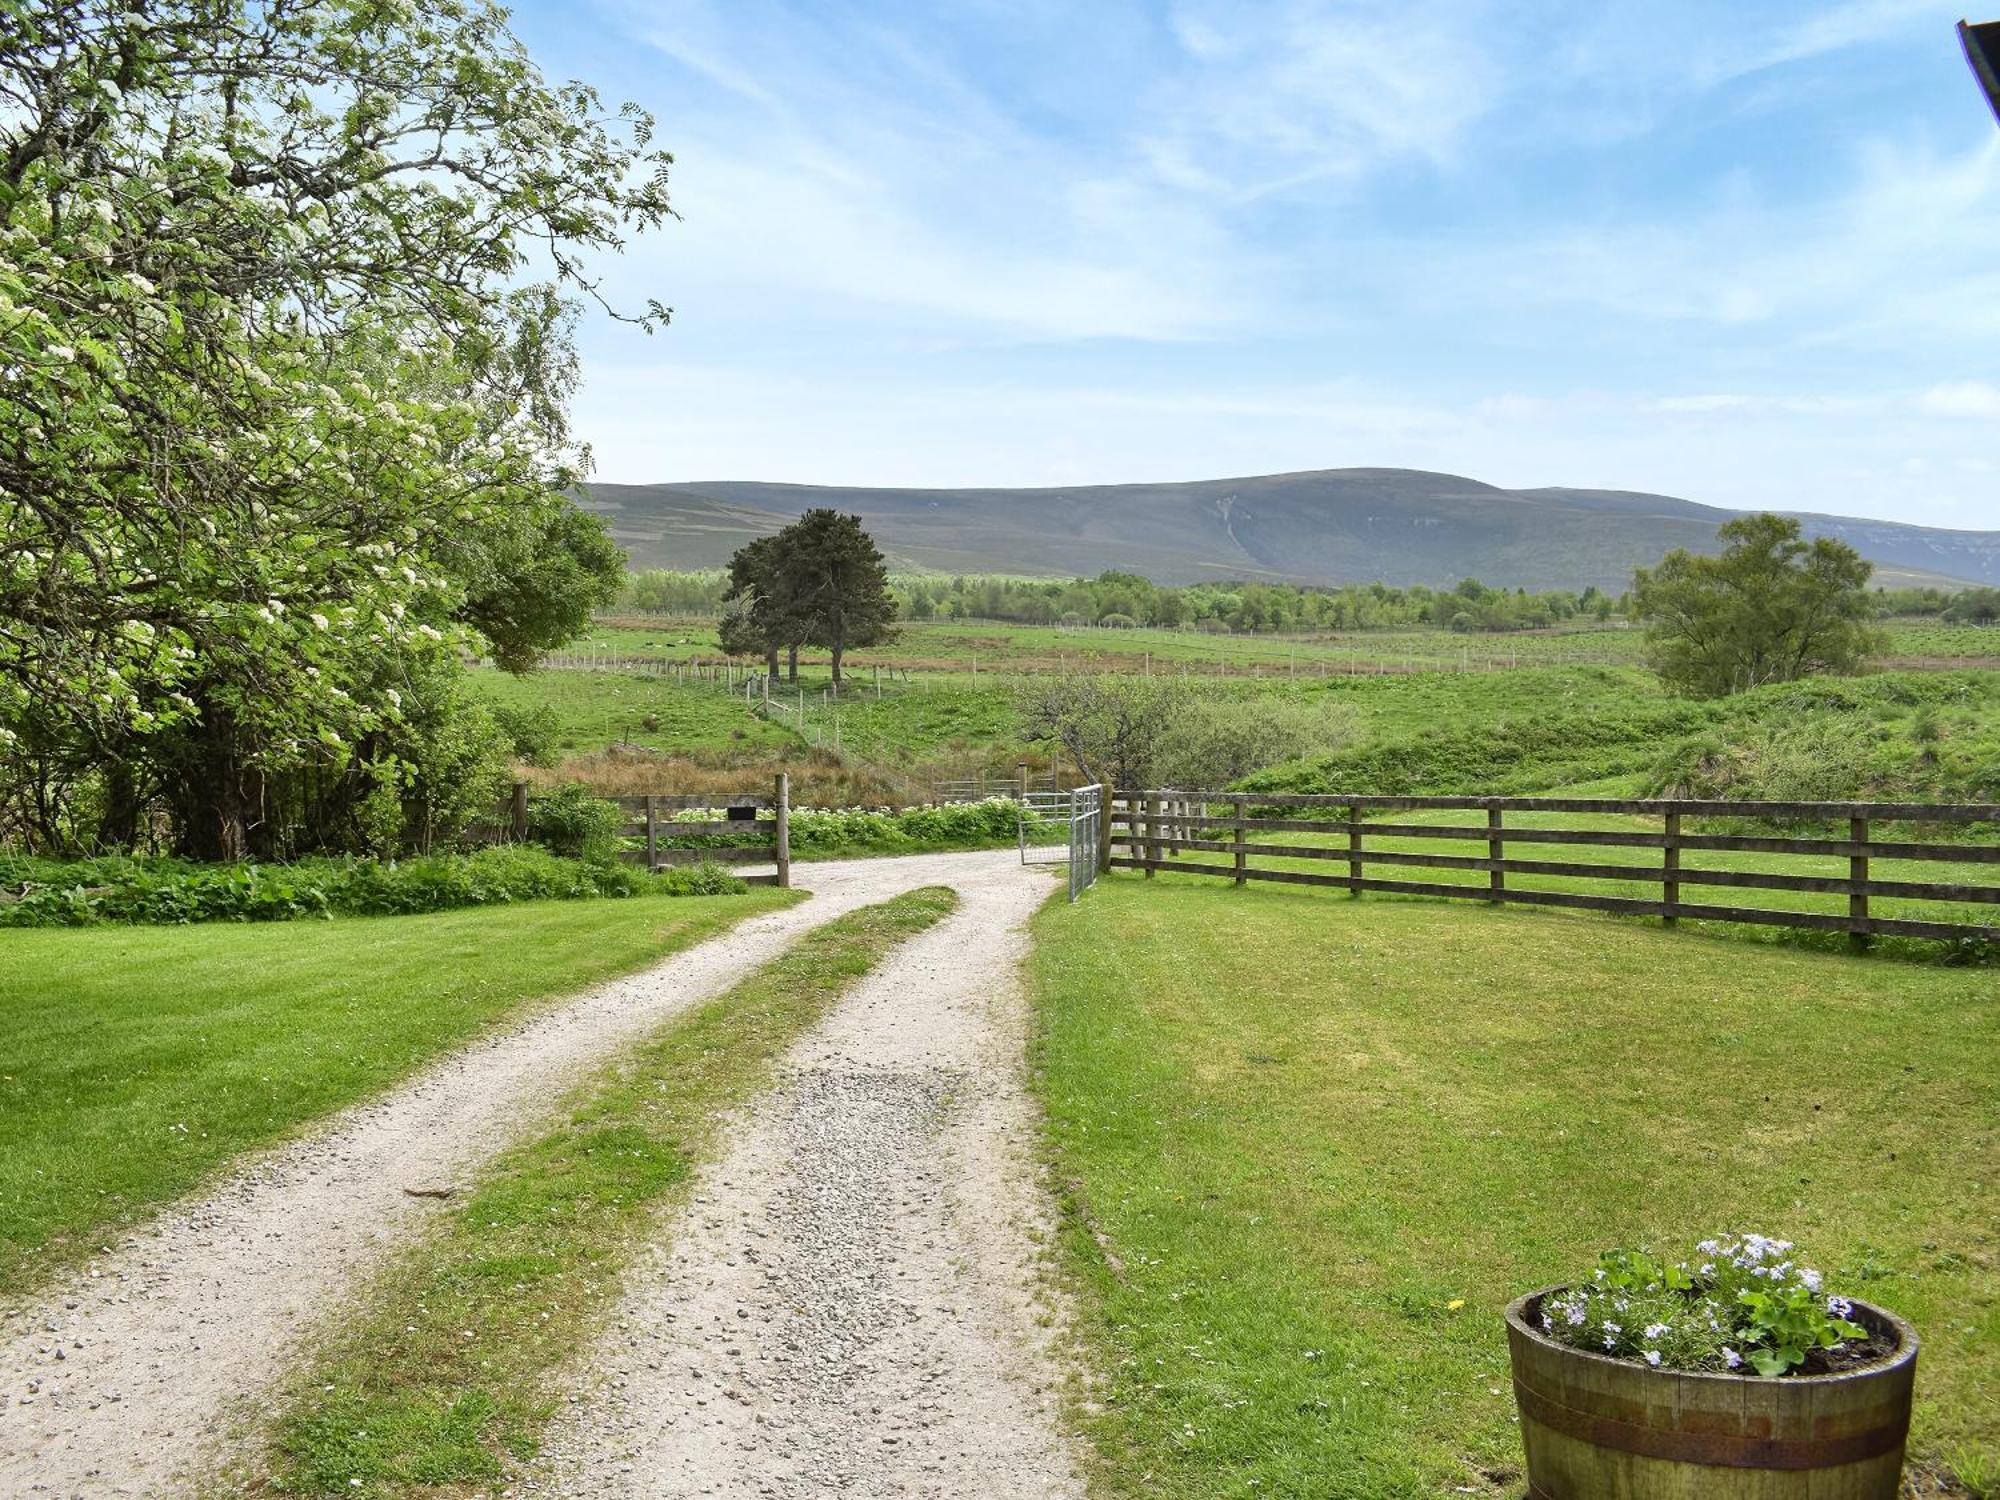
[526,783,624,860]
[1247,702,1717,798]
[1535,1235,1872,1377]
[493,703,564,768]
[0,846,746,928]
[786,798,1022,854]
[1157,693,1358,790]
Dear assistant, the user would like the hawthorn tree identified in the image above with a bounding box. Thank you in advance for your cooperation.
[1633,515,1881,698]
[0,0,671,855]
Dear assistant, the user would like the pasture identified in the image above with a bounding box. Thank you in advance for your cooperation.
[569,615,1997,678]
[1029,875,2000,1498]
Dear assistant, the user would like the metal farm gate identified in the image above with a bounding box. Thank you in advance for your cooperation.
[1019,785,1103,902]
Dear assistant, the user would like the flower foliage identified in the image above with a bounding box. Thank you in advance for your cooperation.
[0,0,664,856]
[1537,1234,1872,1377]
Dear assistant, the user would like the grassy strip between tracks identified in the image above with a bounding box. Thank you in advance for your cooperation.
[219,885,960,1498]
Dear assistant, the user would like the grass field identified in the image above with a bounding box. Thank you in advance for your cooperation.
[572,616,1996,676]
[1029,876,2000,1498]
[468,669,799,759]
[0,890,796,1296]
[242,887,956,1498]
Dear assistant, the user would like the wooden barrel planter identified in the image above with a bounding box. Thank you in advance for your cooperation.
[1506,1288,1918,1498]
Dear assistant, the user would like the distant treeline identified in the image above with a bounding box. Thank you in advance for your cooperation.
[620,569,1983,635]
[626,569,1629,633]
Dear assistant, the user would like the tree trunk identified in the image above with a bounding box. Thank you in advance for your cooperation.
[786,642,799,684]
[180,780,251,862]
[96,757,143,853]
[166,704,260,862]
[765,645,779,681]
[830,642,843,687]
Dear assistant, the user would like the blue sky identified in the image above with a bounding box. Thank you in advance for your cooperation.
[512,0,2000,529]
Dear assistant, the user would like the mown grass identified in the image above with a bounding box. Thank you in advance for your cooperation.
[237,886,959,1498]
[0,891,796,1296]
[1029,876,1999,1499]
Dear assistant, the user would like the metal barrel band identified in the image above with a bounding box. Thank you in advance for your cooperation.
[1512,1380,1909,1471]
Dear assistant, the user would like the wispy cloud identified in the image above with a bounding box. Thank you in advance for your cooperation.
[1142,1,1504,199]
[532,0,2000,529]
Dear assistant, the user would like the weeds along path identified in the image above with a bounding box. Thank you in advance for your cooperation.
[521,854,1082,1499]
[0,850,1033,1499]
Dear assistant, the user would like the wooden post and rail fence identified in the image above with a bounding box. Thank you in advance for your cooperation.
[502,774,791,888]
[1106,792,2000,948]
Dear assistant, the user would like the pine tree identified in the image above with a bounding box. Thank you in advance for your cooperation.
[780,511,898,688]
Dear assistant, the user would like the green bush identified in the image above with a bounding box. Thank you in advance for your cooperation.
[1245,701,1719,798]
[788,797,1024,854]
[0,846,746,928]
[649,797,1028,858]
[493,703,565,769]
[527,783,624,860]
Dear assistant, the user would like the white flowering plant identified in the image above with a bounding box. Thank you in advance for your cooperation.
[1535,1234,1874,1377]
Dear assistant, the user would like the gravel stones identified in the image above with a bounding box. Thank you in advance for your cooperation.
[521,857,1081,1499]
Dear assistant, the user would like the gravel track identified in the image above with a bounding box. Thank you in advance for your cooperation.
[518,855,1082,1499]
[0,850,1030,1499]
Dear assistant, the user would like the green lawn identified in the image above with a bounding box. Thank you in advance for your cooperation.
[0,890,796,1295]
[1029,876,2000,1498]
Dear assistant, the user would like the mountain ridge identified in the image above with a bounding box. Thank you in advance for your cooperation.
[579,467,1999,593]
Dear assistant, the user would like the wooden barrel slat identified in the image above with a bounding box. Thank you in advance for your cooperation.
[1506,1289,1916,1498]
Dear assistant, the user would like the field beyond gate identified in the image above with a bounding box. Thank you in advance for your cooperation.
[1109,792,2000,950]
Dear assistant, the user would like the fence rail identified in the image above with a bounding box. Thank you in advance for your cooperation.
[495,777,791,887]
[1107,792,1999,947]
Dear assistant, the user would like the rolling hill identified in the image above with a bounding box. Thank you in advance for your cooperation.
[579,468,2000,594]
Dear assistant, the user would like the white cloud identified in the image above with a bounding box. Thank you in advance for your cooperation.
[1919,381,2000,418]
[1146,0,1503,198]
[552,0,2000,534]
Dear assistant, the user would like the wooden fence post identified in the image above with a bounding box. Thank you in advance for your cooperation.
[1850,815,1869,951]
[1347,802,1362,897]
[645,794,658,872]
[1662,809,1680,927]
[1017,761,1030,804]
[1233,794,1247,886]
[510,780,529,842]
[1144,791,1158,878]
[1488,806,1505,903]
[775,773,791,889]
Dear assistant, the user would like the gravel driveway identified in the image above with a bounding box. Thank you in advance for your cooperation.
[0,849,1054,1498]
[519,854,1083,1499]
